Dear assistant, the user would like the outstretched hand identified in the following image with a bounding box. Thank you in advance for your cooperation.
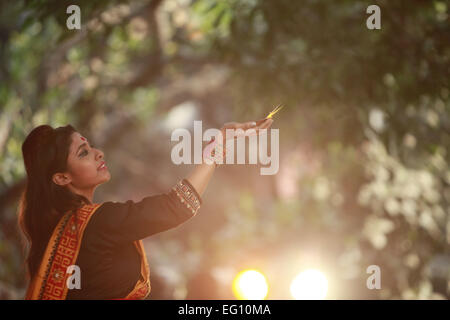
[202,118,274,167]
[220,118,274,140]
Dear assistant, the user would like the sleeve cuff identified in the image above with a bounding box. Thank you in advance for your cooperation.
[171,179,202,215]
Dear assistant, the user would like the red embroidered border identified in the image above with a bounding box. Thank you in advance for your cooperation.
[40,204,101,299]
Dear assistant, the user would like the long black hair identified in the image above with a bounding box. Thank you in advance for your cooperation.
[18,124,91,279]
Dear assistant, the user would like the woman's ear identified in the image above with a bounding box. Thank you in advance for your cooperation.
[52,172,71,186]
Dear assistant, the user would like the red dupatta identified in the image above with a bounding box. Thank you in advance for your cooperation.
[25,203,150,300]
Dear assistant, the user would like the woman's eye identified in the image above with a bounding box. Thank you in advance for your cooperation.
[80,144,95,157]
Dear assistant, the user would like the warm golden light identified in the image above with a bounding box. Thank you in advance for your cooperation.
[290,269,328,299]
[232,269,269,300]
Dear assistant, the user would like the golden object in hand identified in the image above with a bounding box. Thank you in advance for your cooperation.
[265,104,284,119]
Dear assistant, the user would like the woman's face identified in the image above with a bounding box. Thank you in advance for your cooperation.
[64,132,111,190]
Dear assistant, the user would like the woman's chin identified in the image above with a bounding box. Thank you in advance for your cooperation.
[99,171,111,183]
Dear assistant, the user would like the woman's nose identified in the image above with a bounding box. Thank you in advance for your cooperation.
[96,149,104,160]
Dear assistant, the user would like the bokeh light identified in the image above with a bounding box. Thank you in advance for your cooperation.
[290,269,328,300]
[232,269,269,300]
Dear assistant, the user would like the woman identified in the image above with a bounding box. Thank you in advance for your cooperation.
[20,118,273,300]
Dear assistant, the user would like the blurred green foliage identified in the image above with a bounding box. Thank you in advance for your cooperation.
[0,0,448,299]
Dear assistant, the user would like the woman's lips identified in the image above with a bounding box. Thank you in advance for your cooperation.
[98,161,107,170]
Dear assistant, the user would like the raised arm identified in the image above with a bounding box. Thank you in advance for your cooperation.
[89,119,273,245]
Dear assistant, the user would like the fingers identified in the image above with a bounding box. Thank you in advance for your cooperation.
[255,118,274,127]
[242,119,273,137]
[222,122,237,129]
[222,121,257,130]
[230,121,257,130]
[252,118,273,133]
[255,118,267,126]
[221,119,273,139]
[223,120,271,130]
[258,118,273,129]
[243,121,257,130]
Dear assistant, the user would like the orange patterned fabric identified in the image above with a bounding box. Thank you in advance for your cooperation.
[25,203,151,300]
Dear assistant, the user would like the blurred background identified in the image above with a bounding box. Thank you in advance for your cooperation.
[0,0,449,300]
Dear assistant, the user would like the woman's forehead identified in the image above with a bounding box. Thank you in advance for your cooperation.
[71,132,87,142]
[70,132,88,153]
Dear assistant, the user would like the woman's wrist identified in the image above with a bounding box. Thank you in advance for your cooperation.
[202,138,226,167]
[185,162,216,197]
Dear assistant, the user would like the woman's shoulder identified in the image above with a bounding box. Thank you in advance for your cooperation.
[88,199,135,228]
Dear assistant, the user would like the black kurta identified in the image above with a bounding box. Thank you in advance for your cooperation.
[66,179,202,300]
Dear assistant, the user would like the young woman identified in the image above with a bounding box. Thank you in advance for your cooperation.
[20,118,273,300]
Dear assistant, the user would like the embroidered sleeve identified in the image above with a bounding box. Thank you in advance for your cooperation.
[90,179,203,244]
[172,179,202,215]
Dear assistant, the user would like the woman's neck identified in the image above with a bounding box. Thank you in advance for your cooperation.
[67,185,95,204]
